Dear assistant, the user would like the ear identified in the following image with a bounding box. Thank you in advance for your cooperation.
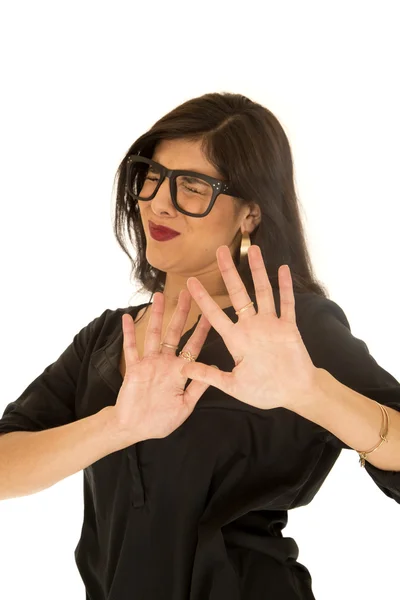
[241,202,261,234]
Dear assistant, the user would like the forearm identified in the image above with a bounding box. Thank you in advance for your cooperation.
[0,406,126,501]
[290,368,400,471]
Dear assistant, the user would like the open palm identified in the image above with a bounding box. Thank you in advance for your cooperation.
[180,245,319,411]
[114,290,212,446]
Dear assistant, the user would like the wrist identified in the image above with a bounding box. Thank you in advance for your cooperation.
[285,367,328,417]
[96,406,141,452]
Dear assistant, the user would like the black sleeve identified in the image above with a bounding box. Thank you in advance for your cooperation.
[0,309,111,434]
[300,295,400,503]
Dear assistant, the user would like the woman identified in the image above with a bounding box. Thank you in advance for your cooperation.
[1,92,399,600]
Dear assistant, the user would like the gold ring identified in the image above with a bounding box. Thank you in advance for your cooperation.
[179,350,197,362]
[235,301,254,315]
[160,342,179,350]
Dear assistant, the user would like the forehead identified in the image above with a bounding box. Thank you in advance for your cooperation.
[151,139,222,179]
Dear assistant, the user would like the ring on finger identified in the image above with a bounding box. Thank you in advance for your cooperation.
[235,301,255,316]
[160,342,179,350]
[179,349,197,362]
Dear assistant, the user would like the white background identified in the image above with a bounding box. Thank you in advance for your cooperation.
[0,1,399,598]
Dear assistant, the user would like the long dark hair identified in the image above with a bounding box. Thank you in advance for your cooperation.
[112,92,329,322]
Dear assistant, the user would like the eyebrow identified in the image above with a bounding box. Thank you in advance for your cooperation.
[152,158,218,179]
[180,175,210,186]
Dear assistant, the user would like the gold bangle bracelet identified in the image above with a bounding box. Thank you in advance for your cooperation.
[357,402,390,467]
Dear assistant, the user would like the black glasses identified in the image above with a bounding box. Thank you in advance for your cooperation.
[125,155,241,217]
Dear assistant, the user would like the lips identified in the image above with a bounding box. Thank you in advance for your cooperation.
[149,221,179,235]
[149,221,180,241]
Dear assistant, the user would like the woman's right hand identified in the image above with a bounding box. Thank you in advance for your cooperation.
[112,289,213,448]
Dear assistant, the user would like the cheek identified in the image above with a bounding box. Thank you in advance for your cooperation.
[201,211,236,239]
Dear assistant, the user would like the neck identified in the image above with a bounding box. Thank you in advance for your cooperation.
[162,271,232,318]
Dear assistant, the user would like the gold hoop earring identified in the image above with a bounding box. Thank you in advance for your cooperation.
[240,230,251,262]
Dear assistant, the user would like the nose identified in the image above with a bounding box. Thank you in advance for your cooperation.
[149,177,178,218]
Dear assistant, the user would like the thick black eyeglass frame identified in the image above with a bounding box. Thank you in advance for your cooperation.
[126,155,242,218]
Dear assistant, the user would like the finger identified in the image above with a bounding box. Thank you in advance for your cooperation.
[183,378,210,413]
[247,245,276,316]
[181,360,232,395]
[121,313,140,369]
[278,264,296,325]
[216,245,256,320]
[186,277,234,339]
[178,313,212,362]
[143,292,165,357]
[160,289,192,355]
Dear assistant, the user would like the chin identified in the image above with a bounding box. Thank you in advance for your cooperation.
[145,247,169,270]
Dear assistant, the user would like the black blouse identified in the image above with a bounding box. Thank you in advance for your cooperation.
[1,290,399,600]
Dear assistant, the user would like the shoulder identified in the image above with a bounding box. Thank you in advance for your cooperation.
[291,291,353,350]
[81,302,149,351]
[291,292,378,385]
[293,291,351,330]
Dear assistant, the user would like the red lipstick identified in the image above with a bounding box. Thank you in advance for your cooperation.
[149,221,180,241]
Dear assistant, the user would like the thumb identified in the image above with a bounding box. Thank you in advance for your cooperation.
[181,362,226,390]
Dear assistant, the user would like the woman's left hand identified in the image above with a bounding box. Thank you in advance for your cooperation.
[180,244,320,412]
